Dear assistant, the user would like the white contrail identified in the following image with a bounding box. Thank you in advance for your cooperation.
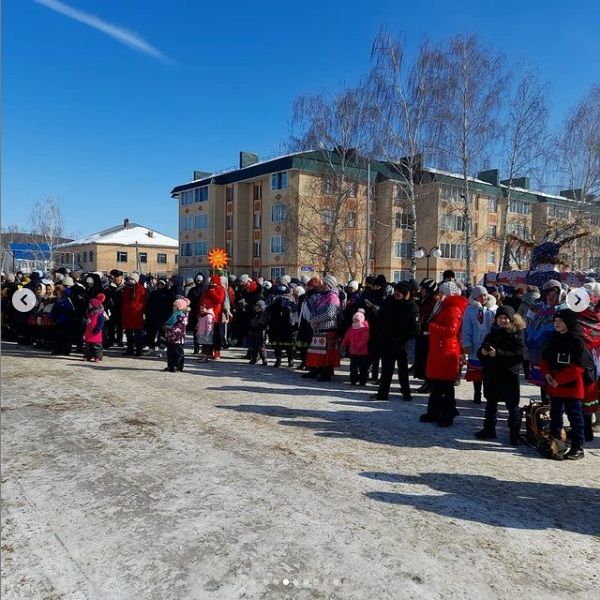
[35,0,176,65]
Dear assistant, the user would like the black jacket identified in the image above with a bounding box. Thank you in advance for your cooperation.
[477,325,524,401]
[378,297,421,352]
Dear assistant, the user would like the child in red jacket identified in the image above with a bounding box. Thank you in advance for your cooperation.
[341,309,370,386]
[541,309,592,460]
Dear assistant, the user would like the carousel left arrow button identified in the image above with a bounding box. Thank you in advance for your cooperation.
[12,288,36,313]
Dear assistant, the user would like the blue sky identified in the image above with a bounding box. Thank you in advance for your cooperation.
[3,0,599,239]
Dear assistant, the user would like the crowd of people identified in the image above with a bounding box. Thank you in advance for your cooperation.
[2,267,599,460]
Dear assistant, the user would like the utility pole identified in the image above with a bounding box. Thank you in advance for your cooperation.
[135,241,140,272]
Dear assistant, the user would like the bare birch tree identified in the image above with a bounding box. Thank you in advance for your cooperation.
[289,86,374,278]
[432,35,509,284]
[555,83,600,269]
[368,31,442,278]
[497,71,550,271]
[28,196,66,269]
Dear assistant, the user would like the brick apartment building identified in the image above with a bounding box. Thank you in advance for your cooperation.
[171,150,600,284]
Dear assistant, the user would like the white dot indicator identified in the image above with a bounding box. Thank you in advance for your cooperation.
[282,579,289,586]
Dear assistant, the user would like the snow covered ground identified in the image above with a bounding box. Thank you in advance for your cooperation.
[1,341,598,600]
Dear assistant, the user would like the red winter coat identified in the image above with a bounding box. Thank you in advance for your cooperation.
[341,323,370,356]
[426,295,468,381]
[122,283,146,330]
[200,284,226,323]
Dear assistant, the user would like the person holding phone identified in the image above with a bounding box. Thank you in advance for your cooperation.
[475,306,525,444]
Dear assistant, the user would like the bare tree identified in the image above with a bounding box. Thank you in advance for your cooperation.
[368,31,442,278]
[289,86,373,278]
[432,35,509,284]
[497,71,550,271]
[555,83,600,269]
[28,196,66,269]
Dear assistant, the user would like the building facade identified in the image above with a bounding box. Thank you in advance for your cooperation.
[171,151,600,284]
[55,220,178,276]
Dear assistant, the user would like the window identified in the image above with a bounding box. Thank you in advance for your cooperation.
[226,242,233,258]
[77,253,81,263]
[271,235,286,253]
[180,216,193,231]
[487,225,497,238]
[181,190,194,205]
[139,252,148,264]
[487,250,496,264]
[440,243,467,259]
[253,183,262,200]
[322,209,334,226]
[253,241,261,258]
[455,272,468,283]
[271,267,285,279]
[507,223,530,239]
[348,182,357,197]
[254,212,262,229]
[346,212,357,228]
[489,198,497,212]
[117,251,128,262]
[549,204,570,219]
[157,253,167,264]
[89,251,94,262]
[509,200,530,215]
[395,212,413,229]
[180,243,193,257]
[271,203,287,222]
[345,241,355,257]
[226,215,233,230]
[440,185,462,202]
[194,187,208,202]
[194,214,208,229]
[440,214,466,231]
[194,241,208,256]
[393,270,411,283]
[394,241,414,258]
[226,186,234,202]
[271,171,287,190]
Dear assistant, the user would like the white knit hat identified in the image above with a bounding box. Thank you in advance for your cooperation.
[439,281,461,297]
[239,274,250,284]
[281,275,292,284]
[323,274,338,290]
[346,280,359,292]
[128,272,140,283]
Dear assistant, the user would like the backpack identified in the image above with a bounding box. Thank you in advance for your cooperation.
[536,433,568,461]
[521,401,551,445]
[520,401,567,460]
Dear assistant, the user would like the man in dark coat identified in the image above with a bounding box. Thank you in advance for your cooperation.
[106,269,126,347]
[371,282,421,401]
[145,280,171,350]
[187,272,207,353]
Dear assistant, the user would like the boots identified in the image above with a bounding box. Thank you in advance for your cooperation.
[287,349,294,368]
[473,382,482,404]
[565,444,585,460]
[584,415,594,442]
[475,424,497,440]
[509,427,520,446]
[416,382,433,394]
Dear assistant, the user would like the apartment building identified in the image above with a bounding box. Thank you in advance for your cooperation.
[55,219,178,276]
[171,151,600,284]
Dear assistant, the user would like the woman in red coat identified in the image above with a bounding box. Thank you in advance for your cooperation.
[420,281,468,427]
[199,275,226,359]
[121,273,147,356]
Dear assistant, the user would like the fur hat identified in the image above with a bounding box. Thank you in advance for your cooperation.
[470,285,488,299]
[239,274,250,284]
[174,298,190,310]
[62,276,74,286]
[300,275,310,285]
[323,274,338,290]
[5,273,15,283]
[295,286,305,297]
[128,272,140,284]
[439,281,461,297]
[281,275,292,285]
[346,280,359,292]
[263,281,272,290]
